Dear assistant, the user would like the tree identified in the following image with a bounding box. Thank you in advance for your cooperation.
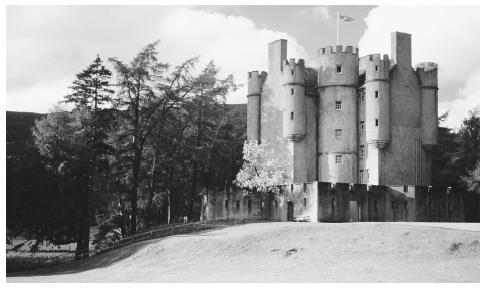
[234,140,290,195]
[182,61,237,219]
[462,162,479,193]
[109,41,197,234]
[64,55,114,111]
[433,107,480,189]
[452,107,480,173]
[31,55,115,260]
[32,107,103,260]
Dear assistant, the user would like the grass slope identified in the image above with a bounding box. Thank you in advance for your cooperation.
[8,222,480,283]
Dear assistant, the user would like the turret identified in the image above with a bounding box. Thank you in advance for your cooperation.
[247,71,267,142]
[416,62,439,151]
[316,45,359,183]
[282,58,306,142]
[361,54,391,149]
[317,45,359,87]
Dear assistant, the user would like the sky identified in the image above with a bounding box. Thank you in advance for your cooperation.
[6,5,479,128]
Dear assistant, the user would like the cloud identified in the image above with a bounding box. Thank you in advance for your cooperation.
[7,6,310,112]
[294,6,330,20]
[358,6,479,128]
[439,69,479,129]
[155,8,310,104]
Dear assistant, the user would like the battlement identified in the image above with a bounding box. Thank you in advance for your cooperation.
[319,45,359,55]
[415,62,438,72]
[317,45,359,88]
[360,53,390,63]
[247,70,267,97]
[415,62,438,88]
[284,58,305,67]
[359,54,391,82]
[248,70,268,80]
[283,58,306,85]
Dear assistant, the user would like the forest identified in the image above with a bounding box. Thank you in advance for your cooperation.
[6,41,479,260]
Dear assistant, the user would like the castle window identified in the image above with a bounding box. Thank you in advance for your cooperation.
[261,201,265,208]
[335,155,343,164]
[335,101,342,110]
[375,65,379,72]
[236,200,240,211]
[290,112,294,120]
[404,185,408,192]
[375,119,379,126]
[375,91,379,98]
[359,170,364,183]
[336,64,342,73]
[291,88,294,95]
[332,198,336,208]
[224,199,229,209]
[360,145,365,158]
[248,199,252,214]
[366,169,370,182]
[335,129,342,137]
[304,198,307,206]
[291,69,294,75]
[360,121,365,134]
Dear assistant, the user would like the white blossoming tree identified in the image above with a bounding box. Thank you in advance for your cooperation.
[234,140,290,195]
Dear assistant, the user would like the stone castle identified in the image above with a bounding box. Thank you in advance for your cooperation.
[247,31,438,186]
[201,32,466,223]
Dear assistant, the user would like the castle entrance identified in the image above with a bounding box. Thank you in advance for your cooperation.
[287,201,294,221]
[349,201,361,222]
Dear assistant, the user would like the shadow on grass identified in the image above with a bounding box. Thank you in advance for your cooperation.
[6,220,255,278]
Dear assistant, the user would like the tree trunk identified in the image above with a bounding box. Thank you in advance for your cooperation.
[167,192,171,224]
[75,190,90,260]
[146,146,160,229]
[189,161,198,221]
[130,149,140,235]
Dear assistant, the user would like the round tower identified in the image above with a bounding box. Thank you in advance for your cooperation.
[282,58,306,142]
[416,62,439,151]
[363,54,391,149]
[317,45,359,183]
[247,71,267,142]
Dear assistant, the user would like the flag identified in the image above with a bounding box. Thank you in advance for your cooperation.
[339,14,355,22]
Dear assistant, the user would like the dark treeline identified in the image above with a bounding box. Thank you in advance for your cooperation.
[6,42,246,259]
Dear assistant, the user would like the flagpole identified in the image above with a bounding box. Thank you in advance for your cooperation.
[336,12,339,45]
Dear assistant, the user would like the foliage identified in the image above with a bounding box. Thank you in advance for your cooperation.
[234,140,290,195]
[64,55,114,110]
[7,41,244,253]
[433,106,480,191]
[461,162,480,193]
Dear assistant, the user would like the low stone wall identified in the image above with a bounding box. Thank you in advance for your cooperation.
[203,182,465,223]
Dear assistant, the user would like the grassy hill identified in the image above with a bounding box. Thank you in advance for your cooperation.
[8,222,480,282]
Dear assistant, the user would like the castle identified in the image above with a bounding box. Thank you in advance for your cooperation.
[201,32,465,223]
[247,31,438,186]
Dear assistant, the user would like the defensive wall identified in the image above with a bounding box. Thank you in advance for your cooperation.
[202,182,465,223]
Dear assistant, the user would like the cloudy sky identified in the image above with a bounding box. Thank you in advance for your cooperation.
[6,5,479,128]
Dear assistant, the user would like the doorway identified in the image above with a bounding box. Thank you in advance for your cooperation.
[349,201,361,222]
[287,201,294,221]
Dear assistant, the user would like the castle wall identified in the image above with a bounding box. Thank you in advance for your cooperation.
[203,183,465,223]
[305,93,318,182]
[260,40,294,181]
[382,32,424,185]
[317,46,359,183]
